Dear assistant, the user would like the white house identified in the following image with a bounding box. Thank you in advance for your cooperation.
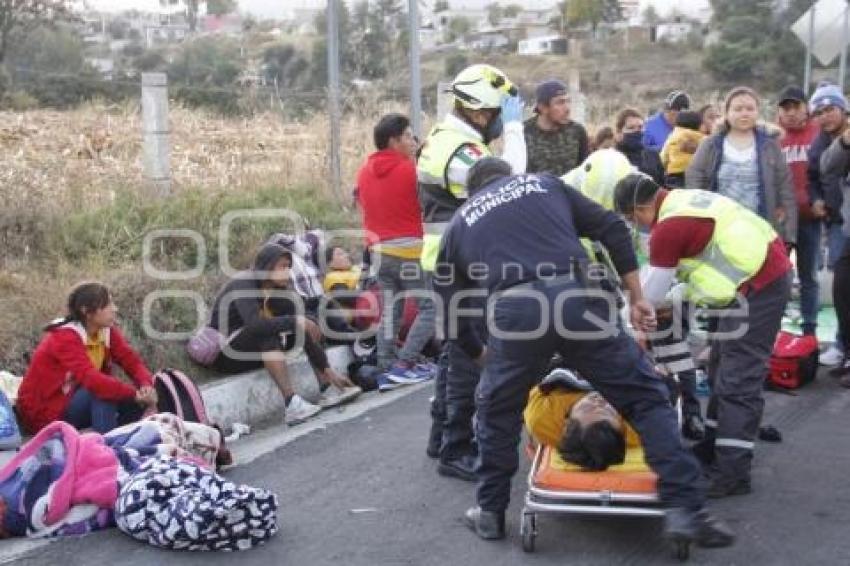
[518,34,568,55]
[655,21,695,42]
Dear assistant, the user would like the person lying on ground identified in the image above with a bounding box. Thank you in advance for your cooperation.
[207,243,360,426]
[16,281,157,435]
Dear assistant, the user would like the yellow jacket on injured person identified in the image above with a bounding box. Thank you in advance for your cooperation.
[524,386,641,449]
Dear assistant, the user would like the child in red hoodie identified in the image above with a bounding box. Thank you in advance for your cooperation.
[17,282,157,434]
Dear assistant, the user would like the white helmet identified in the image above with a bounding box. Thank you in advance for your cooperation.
[450,64,517,110]
[561,149,636,211]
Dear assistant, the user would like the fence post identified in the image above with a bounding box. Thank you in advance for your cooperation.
[141,72,171,197]
[409,0,422,137]
[327,0,345,205]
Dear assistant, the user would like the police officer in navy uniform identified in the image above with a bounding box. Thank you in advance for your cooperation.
[434,157,735,550]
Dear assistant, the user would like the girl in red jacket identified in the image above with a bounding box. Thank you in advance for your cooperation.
[17,282,158,434]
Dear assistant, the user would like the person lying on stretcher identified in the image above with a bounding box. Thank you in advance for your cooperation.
[524,372,643,471]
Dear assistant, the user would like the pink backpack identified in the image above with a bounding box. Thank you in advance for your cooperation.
[151,369,209,424]
[186,327,224,366]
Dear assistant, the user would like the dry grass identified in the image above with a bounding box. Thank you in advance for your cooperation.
[0,98,402,211]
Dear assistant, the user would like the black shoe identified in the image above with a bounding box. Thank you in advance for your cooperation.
[682,414,706,441]
[464,506,505,540]
[438,454,477,482]
[426,424,442,459]
[665,507,735,549]
[707,477,752,499]
[691,439,715,468]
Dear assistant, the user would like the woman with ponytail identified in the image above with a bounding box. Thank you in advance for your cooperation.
[17,282,157,434]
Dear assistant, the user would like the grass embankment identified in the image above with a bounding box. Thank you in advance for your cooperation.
[0,183,357,378]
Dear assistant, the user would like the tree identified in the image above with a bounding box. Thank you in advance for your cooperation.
[167,36,243,113]
[263,43,308,89]
[642,5,660,26]
[566,0,621,31]
[0,0,74,63]
[503,4,522,19]
[207,0,236,16]
[704,0,808,88]
[5,24,116,108]
[486,2,503,27]
[446,15,471,42]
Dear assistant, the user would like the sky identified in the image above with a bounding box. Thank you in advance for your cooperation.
[85,0,712,22]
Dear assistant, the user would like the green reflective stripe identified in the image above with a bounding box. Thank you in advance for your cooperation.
[448,182,468,200]
[421,234,442,272]
[659,189,776,306]
[423,222,449,236]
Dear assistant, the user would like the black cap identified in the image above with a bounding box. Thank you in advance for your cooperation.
[535,79,568,107]
[778,85,806,106]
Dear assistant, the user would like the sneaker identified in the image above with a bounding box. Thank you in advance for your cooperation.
[820,345,844,367]
[284,394,321,425]
[377,374,403,392]
[384,361,429,384]
[318,385,362,408]
[414,362,439,380]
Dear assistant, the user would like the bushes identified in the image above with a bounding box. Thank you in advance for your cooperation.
[50,184,352,270]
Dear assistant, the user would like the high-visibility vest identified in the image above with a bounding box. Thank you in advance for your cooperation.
[416,122,490,272]
[658,189,777,306]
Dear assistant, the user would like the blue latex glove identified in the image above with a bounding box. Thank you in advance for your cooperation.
[500,95,524,124]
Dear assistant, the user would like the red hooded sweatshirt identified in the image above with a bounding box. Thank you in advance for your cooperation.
[779,120,820,220]
[356,149,423,247]
[17,322,153,433]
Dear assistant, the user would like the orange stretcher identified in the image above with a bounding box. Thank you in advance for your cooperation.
[519,441,662,553]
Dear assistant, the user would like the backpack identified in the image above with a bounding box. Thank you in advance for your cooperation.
[152,369,209,424]
[0,389,21,451]
[767,332,819,390]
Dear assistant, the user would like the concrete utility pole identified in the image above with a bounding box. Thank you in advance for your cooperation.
[409,0,422,137]
[840,2,849,91]
[327,0,344,204]
[804,3,816,95]
[141,72,171,197]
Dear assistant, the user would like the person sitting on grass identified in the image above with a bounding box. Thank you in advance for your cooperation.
[523,376,641,471]
[208,242,361,426]
[16,281,158,435]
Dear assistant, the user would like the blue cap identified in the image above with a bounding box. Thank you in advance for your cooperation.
[809,83,848,113]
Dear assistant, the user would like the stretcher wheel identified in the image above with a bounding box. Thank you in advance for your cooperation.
[520,511,537,553]
[672,540,690,561]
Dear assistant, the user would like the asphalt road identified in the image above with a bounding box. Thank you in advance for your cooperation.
[7,370,850,566]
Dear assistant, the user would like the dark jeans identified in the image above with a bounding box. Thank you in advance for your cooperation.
[475,280,704,514]
[441,341,481,462]
[702,273,791,484]
[64,387,144,434]
[796,219,822,335]
[834,238,850,353]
